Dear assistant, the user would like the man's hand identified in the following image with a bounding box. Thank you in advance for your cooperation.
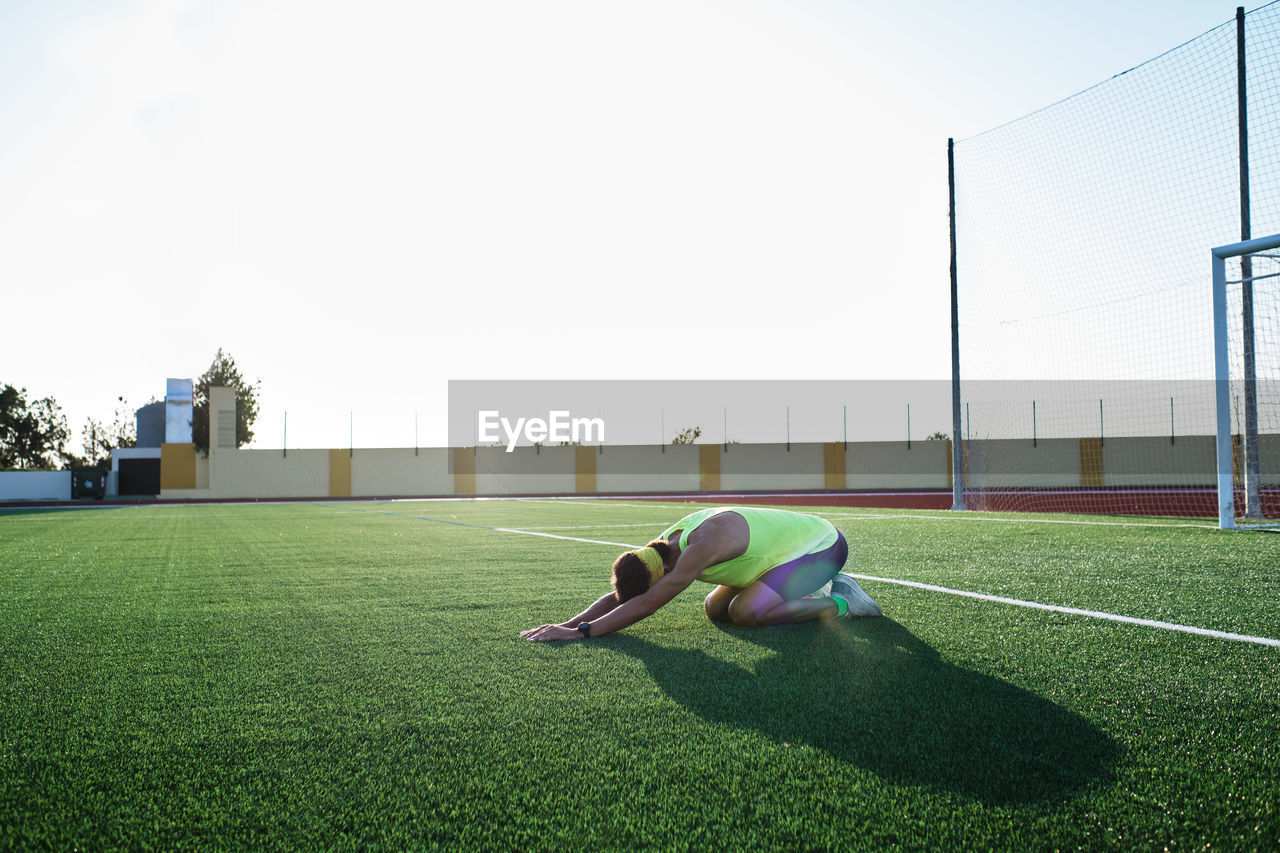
[520,624,582,642]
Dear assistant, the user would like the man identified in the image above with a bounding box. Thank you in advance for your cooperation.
[521,506,881,642]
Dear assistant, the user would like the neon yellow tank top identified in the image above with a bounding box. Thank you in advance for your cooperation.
[661,506,838,587]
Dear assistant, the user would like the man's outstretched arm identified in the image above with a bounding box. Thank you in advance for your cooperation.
[557,592,619,627]
[519,592,618,639]
[524,540,721,641]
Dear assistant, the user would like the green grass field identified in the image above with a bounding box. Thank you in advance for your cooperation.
[2,498,1278,850]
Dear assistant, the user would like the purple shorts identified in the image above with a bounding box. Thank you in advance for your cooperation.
[758,531,849,600]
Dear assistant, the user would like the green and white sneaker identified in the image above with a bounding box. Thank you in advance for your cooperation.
[830,573,882,617]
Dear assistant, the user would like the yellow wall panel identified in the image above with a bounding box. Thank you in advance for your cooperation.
[575,446,597,493]
[453,447,476,495]
[160,443,197,490]
[1080,437,1104,487]
[699,444,721,492]
[329,449,352,497]
[824,442,847,490]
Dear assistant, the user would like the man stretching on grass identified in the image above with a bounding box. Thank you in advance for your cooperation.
[521,506,881,642]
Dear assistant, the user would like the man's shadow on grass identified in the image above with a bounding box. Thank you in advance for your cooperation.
[603,619,1119,806]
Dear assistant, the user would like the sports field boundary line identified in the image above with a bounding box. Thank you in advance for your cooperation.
[848,574,1280,648]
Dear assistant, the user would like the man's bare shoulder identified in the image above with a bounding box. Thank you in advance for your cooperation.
[686,510,749,552]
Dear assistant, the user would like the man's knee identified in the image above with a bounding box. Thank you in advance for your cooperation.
[704,588,735,623]
[726,596,764,627]
[705,595,731,623]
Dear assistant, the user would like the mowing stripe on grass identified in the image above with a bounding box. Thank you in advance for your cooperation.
[849,573,1280,648]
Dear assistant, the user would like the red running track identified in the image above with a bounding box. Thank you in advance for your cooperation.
[621,488,1280,519]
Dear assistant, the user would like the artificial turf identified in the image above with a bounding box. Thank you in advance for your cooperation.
[1,500,1277,850]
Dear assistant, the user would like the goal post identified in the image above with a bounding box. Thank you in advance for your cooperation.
[1212,232,1280,529]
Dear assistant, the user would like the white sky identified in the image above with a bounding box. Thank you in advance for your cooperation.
[0,0,1243,450]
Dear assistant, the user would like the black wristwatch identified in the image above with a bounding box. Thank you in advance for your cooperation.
[577,622,592,638]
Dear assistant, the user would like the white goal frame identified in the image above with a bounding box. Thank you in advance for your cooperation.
[1212,232,1280,529]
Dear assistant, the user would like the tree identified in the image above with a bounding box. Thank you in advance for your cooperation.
[0,383,70,469]
[78,396,141,469]
[191,349,261,453]
[0,385,17,465]
[671,426,701,445]
[926,431,950,441]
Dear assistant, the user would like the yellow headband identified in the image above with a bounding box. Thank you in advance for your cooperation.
[634,547,665,585]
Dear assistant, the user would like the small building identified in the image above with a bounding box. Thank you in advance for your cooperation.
[111,379,194,496]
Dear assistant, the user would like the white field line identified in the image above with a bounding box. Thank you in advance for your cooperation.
[514,523,676,531]
[491,527,638,548]
[849,573,1280,648]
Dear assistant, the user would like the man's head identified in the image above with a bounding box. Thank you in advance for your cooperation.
[611,539,673,602]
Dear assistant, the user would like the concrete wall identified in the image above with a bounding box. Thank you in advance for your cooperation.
[719,443,825,492]
[154,439,955,500]
[966,439,1084,488]
[351,448,451,497]
[848,441,952,489]
[471,446,578,495]
[965,436,1224,488]
[1105,436,1217,486]
[0,471,71,501]
[209,449,332,499]
[595,445,702,494]
[7,431,1260,503]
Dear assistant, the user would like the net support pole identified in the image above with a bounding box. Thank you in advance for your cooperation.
[1237,6,1262,518]
[949,137,965,511]
[1212,250,1235,529]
